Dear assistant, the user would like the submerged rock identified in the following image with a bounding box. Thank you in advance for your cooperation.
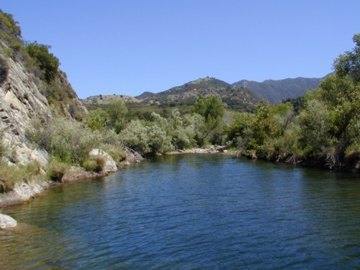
[0,213,17,229]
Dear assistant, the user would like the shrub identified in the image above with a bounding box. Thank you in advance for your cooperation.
[0,161,43,193]
[82,157,106,173]
[0,56,9,86]
[120,120,151,154]
[27,117,100,164]
[0,11,21,37]
[46,159,69,182]
[82,158,100,172]
[120,118,173,155]
[27,117,127,166]
[26,42,59,83]
[86,109,109,131]
[100,145,127,164]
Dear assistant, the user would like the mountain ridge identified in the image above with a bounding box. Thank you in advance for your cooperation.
[232,77,322,103]
[134,76,260,111]
[84,76,322,110]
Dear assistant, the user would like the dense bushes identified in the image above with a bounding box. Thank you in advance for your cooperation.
[26,42,59,83]
[27,117,125,166]
[84,96,227,156]
[119,104,220,156]
[228,34,360,170]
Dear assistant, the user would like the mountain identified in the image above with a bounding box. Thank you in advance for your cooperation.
[135,91,155,100]
[136,77,260,111]
[233,77,322,103]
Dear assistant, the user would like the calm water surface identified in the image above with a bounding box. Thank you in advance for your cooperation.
[1,155,360,269]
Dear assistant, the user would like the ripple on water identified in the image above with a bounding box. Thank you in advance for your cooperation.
[2,155,360,269]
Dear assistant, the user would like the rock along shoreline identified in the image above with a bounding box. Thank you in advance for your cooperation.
[0,148,144,226]
[165,146,230,155]
[0,146,231,228]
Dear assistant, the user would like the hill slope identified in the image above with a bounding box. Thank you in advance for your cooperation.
[0,10,87,165]
[136,77,260,111]
[233,77,322,103]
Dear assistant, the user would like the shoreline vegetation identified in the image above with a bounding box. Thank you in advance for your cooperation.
[0,146,228,209]
[0,11,359,227]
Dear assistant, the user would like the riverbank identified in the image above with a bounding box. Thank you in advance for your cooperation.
[166,146,230,155]
[0,149,143,210]
[0,170,112,209]
[0,146,231,210]
[1,145,357,212]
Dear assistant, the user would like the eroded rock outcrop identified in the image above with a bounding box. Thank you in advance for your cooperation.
[0,56,52,165]
[0,180,50,207]
[89,149,118,173]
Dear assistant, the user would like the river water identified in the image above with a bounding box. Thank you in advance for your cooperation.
[1,155,360,269]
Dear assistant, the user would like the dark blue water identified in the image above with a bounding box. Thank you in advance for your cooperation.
[1,155,360,269]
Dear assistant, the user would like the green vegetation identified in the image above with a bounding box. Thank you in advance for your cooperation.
[46,159,69,182]
[227,34,360,170]
[0,56,8,85]
[232,77,321,104]
[26,42,59,83]
[0,9,86,121]
[0,11,24,60]
[27,117,124,165]
[84,95,227,156]
[1,8,359,197]
[83,34,359,172]
[82,157,105,173]
[0,161,42,193]
[136,77,259,111]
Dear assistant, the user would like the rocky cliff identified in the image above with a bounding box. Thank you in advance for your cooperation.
[0,10,87,166]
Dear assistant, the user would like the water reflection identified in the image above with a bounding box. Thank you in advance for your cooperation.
[2,155,360,269]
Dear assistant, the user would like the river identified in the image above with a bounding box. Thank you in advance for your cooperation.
[1,154,360,269]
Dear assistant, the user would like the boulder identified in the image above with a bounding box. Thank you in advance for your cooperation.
[13,180,49,201]
[0,213,17,229]
[124,147,143,163]
[89,149,117,173]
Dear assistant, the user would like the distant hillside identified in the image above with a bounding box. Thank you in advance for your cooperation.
[136,77,260,111]
[82,94,139,110]
[85,76,323,111]
[233,77,322,103]
[135,91,155,100]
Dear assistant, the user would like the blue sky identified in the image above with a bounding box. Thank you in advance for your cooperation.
[1,0,360,98]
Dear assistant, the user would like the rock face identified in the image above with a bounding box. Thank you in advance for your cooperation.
[0,213,17,229]
[0,180,50,207]
[89,149,118,173]
[0,56,52,165]
[124,147,143,163]
[0,39,86,166]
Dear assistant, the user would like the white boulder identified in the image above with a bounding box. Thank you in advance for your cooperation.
[0,213,17,229]
[89,149,117,173]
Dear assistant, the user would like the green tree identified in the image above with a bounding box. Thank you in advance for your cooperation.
[194,96,224,121]
[193,96,225,145]
[86,109,109,131]
[26,42,59,82]
[104,100,128,133]
[120,120,150,154]
[335,34,360,83]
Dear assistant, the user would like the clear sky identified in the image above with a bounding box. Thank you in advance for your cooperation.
[1,0,360,98]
